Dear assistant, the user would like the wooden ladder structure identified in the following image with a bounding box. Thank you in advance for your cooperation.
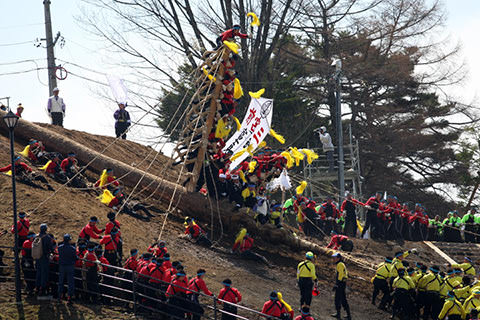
[171,46,232,192]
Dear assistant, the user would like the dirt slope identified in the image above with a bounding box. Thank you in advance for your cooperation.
[0,127,449,319]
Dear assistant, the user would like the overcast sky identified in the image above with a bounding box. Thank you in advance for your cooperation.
[0,0,479,147]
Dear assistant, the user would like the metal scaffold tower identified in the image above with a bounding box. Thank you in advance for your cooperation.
[302,125,362,202]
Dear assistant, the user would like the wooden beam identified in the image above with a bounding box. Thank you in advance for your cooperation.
[423,241,457,264]
[186,48,231,192]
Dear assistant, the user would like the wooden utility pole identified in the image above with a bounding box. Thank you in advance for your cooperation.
[43,0,60,95]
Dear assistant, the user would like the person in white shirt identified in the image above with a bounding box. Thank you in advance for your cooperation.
[47,87,66,127]
[315,126,335,172]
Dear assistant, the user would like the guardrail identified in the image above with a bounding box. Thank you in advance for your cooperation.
[0,248,280,320]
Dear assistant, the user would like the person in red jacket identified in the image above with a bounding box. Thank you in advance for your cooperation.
[60,152,87,188]
[94,168,120,190]
[361,192,382,239]
[327,231,354,252]
[124,249,138,273]
[21,231,36,295]
[79,216,104,241]
[83,245,99,303]
[188,269,213,320]
[295,307,315,320]
[44,153,68,183]
[262,291,288,318]
[233,232,269,264]
[184,217,212,247]
[105,211,121,235]
[95,248,113,304]
[340,193,364,237]
[11,211,30,247]
[218,279,242,320]
[318,196,340,235]
[0,156,54,190]
[215,25,249,48]
[99,228,121,266]
[166,271,189,318]
[148,240,168,258]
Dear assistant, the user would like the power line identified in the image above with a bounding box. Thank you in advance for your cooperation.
[0,40,34,47]
[0,58,46,66]
[0,68,47,77]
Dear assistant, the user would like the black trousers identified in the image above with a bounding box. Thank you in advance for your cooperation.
[298,277,313,306]
[372,278,390,306]
[362,211,379,239]
[344,218,357,237]
[335,281,350,315]
[51,112,63,127]
[104,251,118,266]
[222,303,238,320]
[115,123,129,139]
[392,289,411,319]
[423,291,441,320]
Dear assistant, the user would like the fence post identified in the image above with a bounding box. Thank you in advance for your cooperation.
[213,295,218,320]
[132,271,137,314]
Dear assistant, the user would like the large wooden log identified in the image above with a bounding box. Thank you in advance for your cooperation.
[0,111,339,262]
[0,110,185,206]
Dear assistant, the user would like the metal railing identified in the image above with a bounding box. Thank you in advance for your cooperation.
[0,248,279,320]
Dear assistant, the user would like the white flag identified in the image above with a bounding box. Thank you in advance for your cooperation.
[224,97,273,169]
[107,75,128,105]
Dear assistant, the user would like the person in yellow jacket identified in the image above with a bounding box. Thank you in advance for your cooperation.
[438,290,466,320]
[391,268,415,319]
[454,277,472,303]
[331,253,351,320]
[296,251,317,308]
[412,263,428,317]
[390,249,417,284]
[451,257,476,276]
[371,256,393,310]
[441,269,464,299]
[463,289,480,314]
[417,265,443,319]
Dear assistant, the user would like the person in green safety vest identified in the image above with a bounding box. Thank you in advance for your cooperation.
[428,215,443,241]
[282,197,297,227]
[461,209,477,243]
[444,211,463,243]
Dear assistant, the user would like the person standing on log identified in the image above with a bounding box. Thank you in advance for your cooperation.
[47,87,66,127]
[113,103,131,140]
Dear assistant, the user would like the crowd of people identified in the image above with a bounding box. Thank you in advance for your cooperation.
[281,189,479,244]
[371,249,480,320]
[10,209,327,320]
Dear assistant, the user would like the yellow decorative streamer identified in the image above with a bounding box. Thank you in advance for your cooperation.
[281,151,294,168]
[215,118,232,139]
[233,116,241,131]
[277,292,292,313]
[202,67,216,82]
[301,148,319,164]
[246,12,260,27]
[40,160,52,171]
[233,78,243,99]
[248,88,265,99]
[223,40,239,54]
[230,149,246,162]
[238,170,247,183]
[290,147,305,166]
[296,180,307,195]
[234,228,247,246]
[269,129,285,144]
[97,189,114,205]
[248,160,257,173]
[19,145,30,157]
